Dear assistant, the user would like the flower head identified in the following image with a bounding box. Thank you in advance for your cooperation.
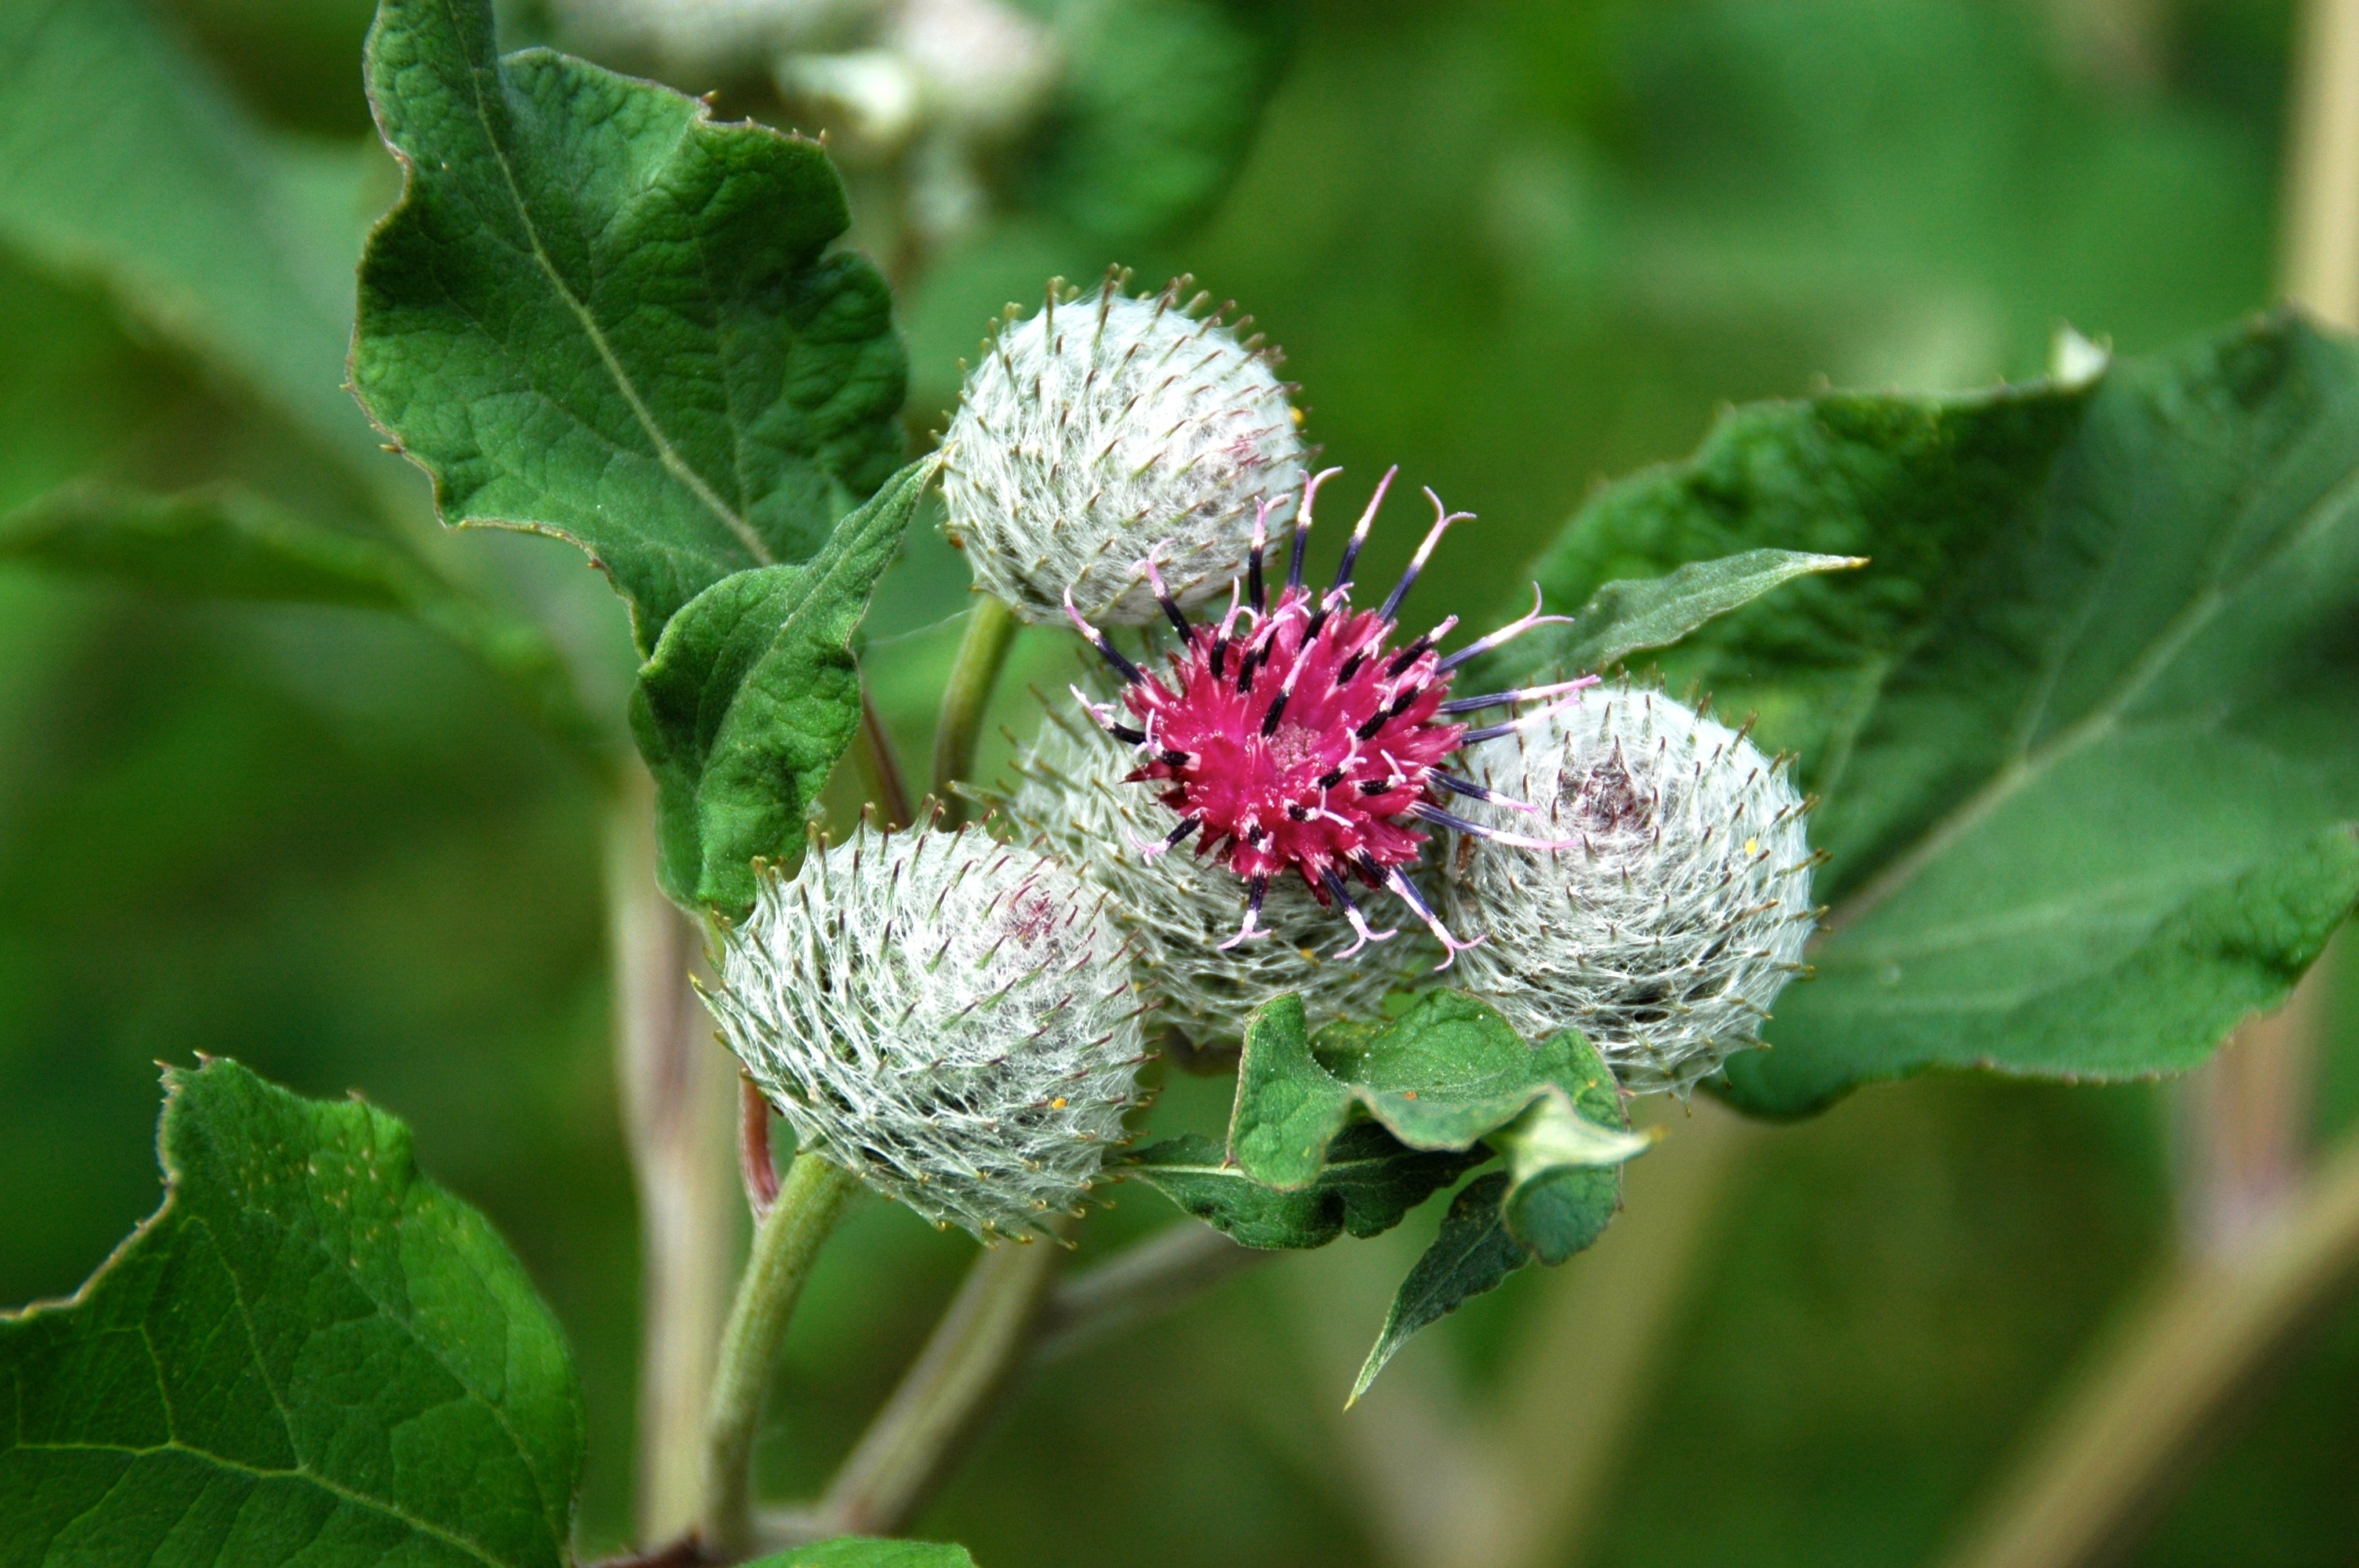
[708,826,1147,1240]
[1066,466,1590,964]
[996,689,1420,1044]
[1438,682,1816,1094]
[942,276,1307,626]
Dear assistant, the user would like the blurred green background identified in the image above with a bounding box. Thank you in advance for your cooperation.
[5,0,2356,1563]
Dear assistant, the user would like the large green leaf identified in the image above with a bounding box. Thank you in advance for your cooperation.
[631,456,937,914]
[352,0,907,650]
[1503,314,2359,1116]
[1,481,609,770]
[0,0,380,463]
[1121,1126,1487,1250]
[0,1058,581,1567]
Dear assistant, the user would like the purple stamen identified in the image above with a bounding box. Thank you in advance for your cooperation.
[1411,800,1579,851]
[1064,588,1144,684]
[1379,864,1486,971]
[1436,676,1598,716]
[1376,488,1473,623]
[1321,867,1398,958]
[1290,466,1344,591]
[1437,583,1576,673]
[1330,465,1398,601]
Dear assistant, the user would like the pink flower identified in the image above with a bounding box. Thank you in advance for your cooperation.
[1063,467,1591,967]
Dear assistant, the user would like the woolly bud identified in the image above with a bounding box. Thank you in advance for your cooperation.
[994,691,1421,1044]
[941,278,1307,625]
[709,826,1145,1240]
[1437,683,1816,1094]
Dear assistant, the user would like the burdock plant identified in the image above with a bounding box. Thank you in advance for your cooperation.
[12,4,2359,1566]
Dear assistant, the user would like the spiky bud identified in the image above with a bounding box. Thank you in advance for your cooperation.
[1436,684,1816,1094]
[941,277,1307,626]
[709,826,1146,1240]
[995,691,1419,1044]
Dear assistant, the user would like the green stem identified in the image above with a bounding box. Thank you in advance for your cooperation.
[700,1152,862,1559]
[931,597,1020,824]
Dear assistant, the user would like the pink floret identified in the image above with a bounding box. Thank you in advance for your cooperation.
[1124,585,1464,902]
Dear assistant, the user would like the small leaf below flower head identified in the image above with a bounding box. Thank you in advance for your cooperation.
[1123,1126,1488,1250]
[631,456,938,915]
[745,1536,979,1566]
[1350,1174,1532,1406]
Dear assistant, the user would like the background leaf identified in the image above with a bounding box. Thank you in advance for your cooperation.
[631,456,936,913]
[0,0,381,463]
[1,481,609,769]
[751,1538,979,1566]
[352,0,907,650]
[1503,314,2359,1116]
[0,1058,581,1567]
[1121,1126,1487,1250]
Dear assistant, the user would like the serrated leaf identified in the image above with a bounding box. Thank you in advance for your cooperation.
[351,0,907,650]
[749,1540,979,1567]
[0,1058,581,1567]
[1121,1127,1487,1250]
[1489,547,1865,683]
[2,481,608,768]
[1227,991,1648,1189]
[0,0,380,462]
[1348,1172,1530,1406]
[631,456,936,913]
[1503,314,2359,1116]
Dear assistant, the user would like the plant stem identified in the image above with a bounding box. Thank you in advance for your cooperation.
[820,1226,1070,1536]
[1030,1222,1263,1364]
[700,1152,863,1559]
[855,681,914,829]
[606,779,741,1546]
[1938,1127,2359,1568]
[931,597,1020,823]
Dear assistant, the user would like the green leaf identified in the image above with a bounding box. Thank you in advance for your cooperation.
[0,1058,581,1567]
[631,456,937,913]
[1348,1173,1531,1406]
[1227,991,1649,1189]
[1505,314,2359,1116]
[1030,0,1300,244]
[0,0,382,463]
[748,1539,978,1567]
[1,481,609,770]
[1121,1126,1488,1250]
[1492,547,1866,682]
[351,0,908,650]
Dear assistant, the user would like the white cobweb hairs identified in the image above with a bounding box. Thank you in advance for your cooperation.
[941,275,1308,626]
[709,825,1147,1241]
[1437,681,1817,1095]
[990,688,1421,1045]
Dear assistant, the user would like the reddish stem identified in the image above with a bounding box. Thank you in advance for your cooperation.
[739,1076,780,1220]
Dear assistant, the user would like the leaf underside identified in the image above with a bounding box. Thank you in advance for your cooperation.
[352,0,907,651]
[1502,313,2359,1116]
[0,1059,583,1568]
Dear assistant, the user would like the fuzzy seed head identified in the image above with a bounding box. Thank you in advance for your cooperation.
[1438,684,1816,1094]
[941,279,1306,625]
[997,690,1420,1043]
[709,826,1145,1240]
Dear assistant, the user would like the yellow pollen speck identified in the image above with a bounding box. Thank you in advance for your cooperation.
[1745,837,1759,855]
[1051,1097,1068,1109]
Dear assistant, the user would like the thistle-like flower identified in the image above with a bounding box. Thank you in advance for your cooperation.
[942,276,1307,626]
[708,826,1147,1240]
[1437,683,1816,1094]
[1066,466,1590,964]
[996,690,1420,1044]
